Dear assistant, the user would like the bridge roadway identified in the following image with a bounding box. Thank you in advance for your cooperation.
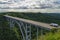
[4,15,59,30]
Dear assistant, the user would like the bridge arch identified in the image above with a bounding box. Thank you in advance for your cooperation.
[4,15,54,40]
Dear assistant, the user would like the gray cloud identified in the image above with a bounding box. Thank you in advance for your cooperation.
[0,0,60,9]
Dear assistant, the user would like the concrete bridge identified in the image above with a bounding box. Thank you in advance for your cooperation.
[4,15,57,40]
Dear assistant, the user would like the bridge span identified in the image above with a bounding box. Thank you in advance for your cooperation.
[4,15,57,40]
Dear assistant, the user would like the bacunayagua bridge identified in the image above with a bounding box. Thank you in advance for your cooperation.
[4,15,56,40]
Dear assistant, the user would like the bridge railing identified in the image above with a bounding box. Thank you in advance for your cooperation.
[4,15,55,40]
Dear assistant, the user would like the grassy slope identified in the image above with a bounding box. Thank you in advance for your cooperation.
[38,29,60,40]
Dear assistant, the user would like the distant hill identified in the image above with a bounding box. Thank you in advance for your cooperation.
[43,13,60,18]
[5,12,60,25]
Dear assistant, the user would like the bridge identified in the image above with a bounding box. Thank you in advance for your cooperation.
[4,15,57,40]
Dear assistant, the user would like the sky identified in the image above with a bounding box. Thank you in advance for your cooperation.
[0,0,60,13]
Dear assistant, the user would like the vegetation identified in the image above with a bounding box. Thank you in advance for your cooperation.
[7,12,60,25]
[0,12,60,40]
[0,13,18,40]
[38,29,60,40]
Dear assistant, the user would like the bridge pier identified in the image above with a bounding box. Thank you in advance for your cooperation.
[25,24,31,40]
[41,28,43,40]
[37,27,39,40]
[9,19,14,29]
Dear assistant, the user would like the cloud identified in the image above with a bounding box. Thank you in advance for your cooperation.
[0,0,60,9]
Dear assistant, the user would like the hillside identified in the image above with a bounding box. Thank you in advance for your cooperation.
[0,12,60,40]
[34,29,60,40]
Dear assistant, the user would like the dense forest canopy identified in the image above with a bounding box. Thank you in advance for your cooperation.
[0,12,60,40]
[6,12,60,25]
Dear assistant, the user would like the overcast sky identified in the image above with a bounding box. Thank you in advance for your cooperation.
[0,0,60,13]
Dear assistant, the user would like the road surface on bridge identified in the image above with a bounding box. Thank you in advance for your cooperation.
[4,15,60,29]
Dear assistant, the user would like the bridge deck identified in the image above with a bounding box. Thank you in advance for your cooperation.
[4,15,59,29]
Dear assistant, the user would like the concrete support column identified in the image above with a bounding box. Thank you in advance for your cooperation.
[25,24,31,40]
[9,19,14,29]
[41,28,43,40]
[37,27,39,40]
